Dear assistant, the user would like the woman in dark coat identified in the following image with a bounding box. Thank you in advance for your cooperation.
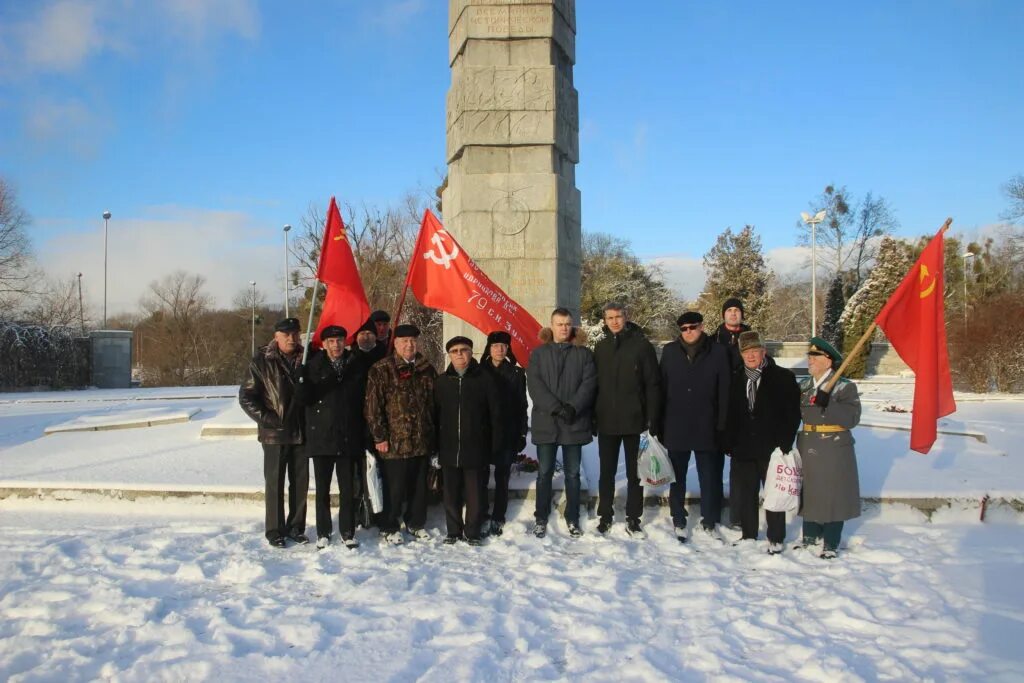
[797,336,862,559]
[299,326,372,549]
[479,331,528,536]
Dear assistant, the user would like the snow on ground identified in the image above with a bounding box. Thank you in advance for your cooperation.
[1,381,1023,680]
[0,500,1022,681]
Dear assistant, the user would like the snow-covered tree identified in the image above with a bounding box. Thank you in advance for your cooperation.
[697,225,772,330]
[581,232,680,340]
[839,236,912,377]
[821,274,845,349]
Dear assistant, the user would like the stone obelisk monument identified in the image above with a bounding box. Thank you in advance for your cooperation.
[442,0,581,350]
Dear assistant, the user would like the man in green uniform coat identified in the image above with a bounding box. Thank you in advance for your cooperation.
[797,337,862,559]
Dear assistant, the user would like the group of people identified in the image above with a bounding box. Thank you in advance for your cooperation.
[239,298,862,559]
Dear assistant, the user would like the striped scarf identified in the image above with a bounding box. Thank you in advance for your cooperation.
[744,362,765,411]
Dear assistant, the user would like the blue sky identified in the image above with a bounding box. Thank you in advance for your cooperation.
[1,1,1021,314]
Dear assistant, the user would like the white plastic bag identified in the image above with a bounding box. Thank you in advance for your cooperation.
[365,450,384,514]
[638,431,675,487]
[763,448,802,512]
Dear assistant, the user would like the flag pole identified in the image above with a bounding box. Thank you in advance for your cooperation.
[388,209,433,354]
[823,217,953,392]
[301,279,321,365]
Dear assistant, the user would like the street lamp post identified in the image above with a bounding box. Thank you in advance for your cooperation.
[283,224,292,318]
[102,210,111,328]
[77,272,84,334]
[250,280,257,356]
[962,251,975,331]
[801,209,827,336]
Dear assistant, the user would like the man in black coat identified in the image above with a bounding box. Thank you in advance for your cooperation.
[527,308,597,538]
[710,297,751,373]
[298,325,374,550]
[593,302,661,538]
[239,317,309,548]
[434,336,501,545]
[725,331,801,554]
[479,330,528,537]
[653,311,730,542]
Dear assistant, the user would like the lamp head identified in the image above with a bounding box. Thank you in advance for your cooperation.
[102,211,111,220]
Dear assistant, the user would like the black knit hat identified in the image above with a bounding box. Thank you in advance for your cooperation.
[355,319,377,336]
[445,336,473,351]
[393,324,420,339]
[320,325,346,340]
[369,310,391,323]
[676,311,703,327]
[274,317,300,333]
[722,297,745,317]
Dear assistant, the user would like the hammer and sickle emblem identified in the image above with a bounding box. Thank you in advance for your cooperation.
[423,230,460,269]
[333,225,347,241]
[919,264,937,298]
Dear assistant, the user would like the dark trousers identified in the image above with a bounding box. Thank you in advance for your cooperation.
[263,443,308,540]
[730,456,786,543]
[597,434,643,523]
[312,456,356,540]
[481,449,515,524]
[803,520,844,551]
[444,465,483,540]
[667,449,721,529]
[380,456,428,534]
[535,443,582,526]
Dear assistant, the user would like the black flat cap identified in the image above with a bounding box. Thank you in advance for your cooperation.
[274,317,300,332]
[393,324,420,339]
[320,325,346,340]
[369,310,391,323]
[676,311,703,327]
[445,336,473,351]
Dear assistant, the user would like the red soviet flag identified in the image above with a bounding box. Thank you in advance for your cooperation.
[405,210,542,367]
[313,197,370,346]
[874,227,956,454]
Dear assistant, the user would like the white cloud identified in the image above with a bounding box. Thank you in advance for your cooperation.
[647,254,704,300]
[37,206,288,317]
[21,0,105,72]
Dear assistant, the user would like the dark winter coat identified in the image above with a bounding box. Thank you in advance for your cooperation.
[298,348,375,458]
[657,333,730,452]
[527,328,597,446]
[480,357,528,456]
[364,352,437,460]
[725,356,801,460]
[238,341,305,445]
[711,322,751,372]
[433,359,502,469]
[593,322,661,436]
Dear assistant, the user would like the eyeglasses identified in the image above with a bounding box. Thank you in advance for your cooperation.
[448,347,472,355]
[807,351,828,358]
[679,324,701,332]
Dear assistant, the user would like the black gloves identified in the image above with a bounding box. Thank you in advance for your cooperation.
[649,422,663,441]
[554,402,576,423]
[814,389,831,408]
[515,435,527,454]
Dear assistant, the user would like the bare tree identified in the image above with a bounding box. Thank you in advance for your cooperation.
[0,177,33,307]
[139,271,213,385]
[849,192,898,289]
[1003,174,1024,223]
[21,275,84,328]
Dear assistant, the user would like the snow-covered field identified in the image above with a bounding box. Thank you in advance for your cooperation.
[1,382,1023,681]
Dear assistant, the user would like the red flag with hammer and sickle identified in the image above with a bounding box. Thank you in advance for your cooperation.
[874,228,956,453]
[314,197,370,346]
[404,209,542,367]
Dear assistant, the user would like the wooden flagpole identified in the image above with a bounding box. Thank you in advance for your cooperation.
[823,217,953,392]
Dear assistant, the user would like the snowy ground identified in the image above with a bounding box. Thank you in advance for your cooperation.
[1,500,1022,681]
[1,381,1023,680]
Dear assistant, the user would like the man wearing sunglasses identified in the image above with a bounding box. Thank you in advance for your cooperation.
[653,311,730,543]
